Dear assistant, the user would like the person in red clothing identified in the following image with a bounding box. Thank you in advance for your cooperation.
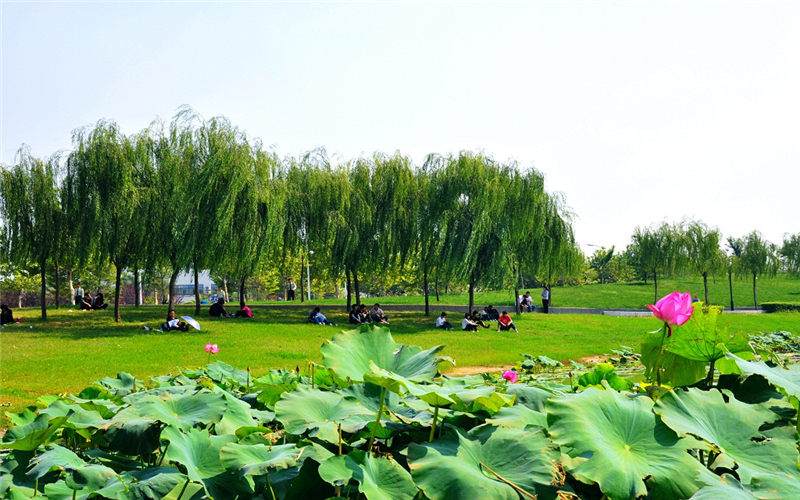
[497,311,518,332]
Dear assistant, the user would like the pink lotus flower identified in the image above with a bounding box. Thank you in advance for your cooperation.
[204,343,220,354]
[502,370,518,383]
[647,291,693,336]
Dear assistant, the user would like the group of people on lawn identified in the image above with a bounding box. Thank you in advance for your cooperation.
[348,303,389,325]
[436,307,519,333]
[74,284,109,311]
[518,287,550,314]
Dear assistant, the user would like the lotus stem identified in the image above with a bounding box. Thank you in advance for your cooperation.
[796,411,799,434]
[72,490,77,500]
[429,405,439,442]
[266,473,277,500]
[175,479,190,500]
[311,364,315,389]
[247,366,251,393]
[705,359,716,387]
[654,322,669,387]
[367,387,386,453]
[479,462,537,499]
[698,449,704,466]
[338,423,343,455]
[157,442,170,467]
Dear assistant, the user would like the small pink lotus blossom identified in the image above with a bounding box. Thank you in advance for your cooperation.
[647,291,694,336]
[204,343,220,354]
[502,370,518,383]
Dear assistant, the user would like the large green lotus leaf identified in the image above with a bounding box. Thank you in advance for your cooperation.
[83,449,142,472]
[667,306,751,362]
[282,459,336,500]
[27,445,118,495]
[4,407,38,427]
[449,386,514,414]
[750,471,800,499]
[90,467,186,500]
[38,400,107,429]
[0,450,38,497]
[275,386,374,442]
[505,385,552,412]
[27,444,87,479]
[210,386,258,435]
[220,442,305,477]
[95,372,144,396]
[101,415,162,456]
[641,329,708,386]
[577,366,634,391]
[321,326,446,383]
[3,485,45,499]
[485,405,547,429]
[366,362,456,407]
[1,415,68,451]
[318,450,418,500]
[408,426,562,500]
[254,370,298,407]
[161,426,251,499]
[690,474,758,500]
[547,385,708,500]
[341,383,433,425]
[727,353,800,401]
[122,385,197,404]
[107,391,226,431]
[656,388,800,483]
[205,361,250,388]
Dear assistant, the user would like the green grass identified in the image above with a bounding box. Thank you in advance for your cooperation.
[254,275,800,309]
[3,303,800,427]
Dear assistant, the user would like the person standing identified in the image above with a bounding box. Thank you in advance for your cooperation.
[286,279,297,301]
[74,283,85,306]
[541,286,550,314]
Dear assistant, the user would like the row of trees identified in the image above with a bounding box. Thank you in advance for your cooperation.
[0,108,579,321]
[592,220,799,308]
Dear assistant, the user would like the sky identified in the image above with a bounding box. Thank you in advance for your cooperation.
[2,1,799,255]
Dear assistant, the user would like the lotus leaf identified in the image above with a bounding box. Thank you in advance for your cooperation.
[318,450,418,500]
[106,391,227,432]
[655,388,800,483]
[321,326,446,383]
[577,364,634,391]
[4,407,37,427]
[1,415,68,451]
[210,386,259,435]
[408,426,562,500]
[666,306,751,364]
[95,372,143,396]
[641,328,707,386]
[27,445,118,497]
[275,386,373,442]
[89,466,186,500]
[220,442,305,477]
[0,450,38,497]
[254,370,298,406]
[161,426,250,499]
[727,353,800,403]
[122,385,197,404]
[505,385,552,412]
[547,385,708,500]
[690,474,758,500]
[485,405,547,429]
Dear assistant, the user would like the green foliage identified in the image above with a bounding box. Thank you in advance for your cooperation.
[761,302,800,313]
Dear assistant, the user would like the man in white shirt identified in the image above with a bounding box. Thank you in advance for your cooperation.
[435,312,453,330]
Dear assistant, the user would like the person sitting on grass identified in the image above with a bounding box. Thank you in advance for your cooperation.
[235,304,253,318]
[462,313,478,332]
[0,304,13,325]
[370,303,389,324]
[92,293,109,310]
[435,311,453,330]
[349,304,363,324]
[487,305,500,321]
[80,293,94,311]
[162,310,190,332]
[308,307,337,326]
[472,310,491,329]
[359,304,372,323]
[209,298,230,317]
[497,311,519,333]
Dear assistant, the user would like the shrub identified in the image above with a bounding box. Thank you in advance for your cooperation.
[761,302,800,313]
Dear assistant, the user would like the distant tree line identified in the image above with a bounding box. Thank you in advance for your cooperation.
[586,220,799,309]
[0,108,580,321]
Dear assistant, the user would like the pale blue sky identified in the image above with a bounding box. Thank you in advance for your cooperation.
[3,1,799,254]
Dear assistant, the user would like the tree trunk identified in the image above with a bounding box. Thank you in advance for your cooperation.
[752,272,758,309]
[54,262,61,309]
[703,272,709,304]
[468,273,475,314]
[18,290,24,309]
[114,264,123,322]
[423,267,430,317]
[728,267,735,311]
[434,268,440,302]
[653,271,659,304]
[239,276,247,308]
[346,268,352,310]
[68,269,75,305]
[194,264,201,316]
[40,262,48,320]
[354,269,361,307]
[514,284,520,315]
[168,268,179,311]
[223,278,229,303]
[299,255,305,303]
[133,267,140,307]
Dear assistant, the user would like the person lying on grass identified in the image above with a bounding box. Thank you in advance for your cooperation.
[435,311,453,330]
[462,313,478,332]
[162,310,190,332]
[497,311,519,333]
[308,307,337,326]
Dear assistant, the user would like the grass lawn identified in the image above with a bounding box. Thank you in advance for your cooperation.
[253,275,800,309]
[3,303,799,427]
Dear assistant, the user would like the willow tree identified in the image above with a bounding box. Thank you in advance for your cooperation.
[537,193,580,307]
[781,233,800,276]
[0,148,62,320]
[682,220,723,304]
[731,230,780,309]
[68,122,145,321]
[631,221,680,304]
[437,152,507,312]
